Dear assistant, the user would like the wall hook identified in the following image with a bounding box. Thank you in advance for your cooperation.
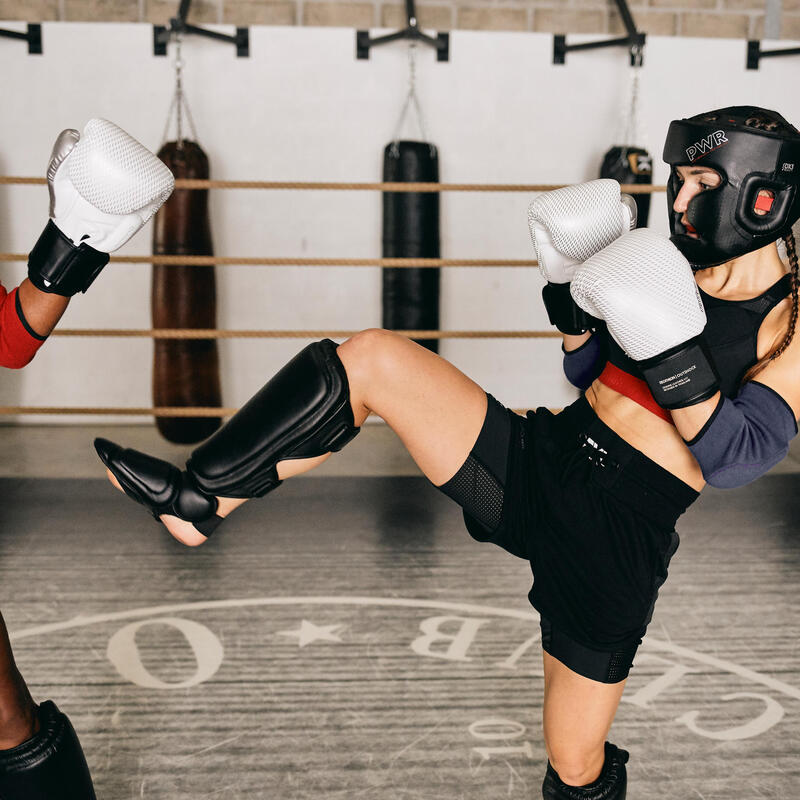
[154,0,249,57]
[554,0,645,66]
[357,0,449,61]
[0,23,41,54]
[746,39,800,70]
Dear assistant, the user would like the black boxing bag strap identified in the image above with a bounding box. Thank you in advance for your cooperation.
[27,220,109,297]
[187,339,360,497]
[0,700,97,800]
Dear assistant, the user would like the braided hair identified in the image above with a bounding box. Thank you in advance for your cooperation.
[742,229,799,383]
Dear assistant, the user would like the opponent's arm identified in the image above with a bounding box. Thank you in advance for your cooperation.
[0,119,174,370]
[16,281,69,335]
[0,282,57,368]
[27,119,174,298]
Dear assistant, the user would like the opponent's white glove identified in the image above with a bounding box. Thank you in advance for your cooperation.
[28,118,174,296]
[527,179,636,334]
[570,228,719,409]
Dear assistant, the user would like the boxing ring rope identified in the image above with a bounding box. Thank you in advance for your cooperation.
[50,329,561,339]
[0,255,538,267]
[0,180,665,418]
[0,176,664,193]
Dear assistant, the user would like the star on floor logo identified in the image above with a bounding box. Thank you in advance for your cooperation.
[277,619,344,647]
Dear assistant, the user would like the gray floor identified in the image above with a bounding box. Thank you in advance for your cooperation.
[1,424,800,798]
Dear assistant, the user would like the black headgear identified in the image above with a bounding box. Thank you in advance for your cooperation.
[662,106,800,268]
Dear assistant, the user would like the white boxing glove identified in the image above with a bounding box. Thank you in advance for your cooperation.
[28,118,174,296]
[527,179,636,334]
[570,228,719,409]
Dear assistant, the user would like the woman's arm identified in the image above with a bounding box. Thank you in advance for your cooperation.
[561,331,605,390]
[671,337,800,489]
[753,329,800,420]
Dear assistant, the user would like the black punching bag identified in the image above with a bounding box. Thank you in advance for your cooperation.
[382,141,440,353]
[600,147,653,228]
[152,141,222,444]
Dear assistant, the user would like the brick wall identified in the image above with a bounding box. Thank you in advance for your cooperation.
[0,0,795,40]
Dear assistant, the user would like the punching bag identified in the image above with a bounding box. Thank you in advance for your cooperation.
[599,146,653,228]
[152,141,222,444]
[382,141,440,353]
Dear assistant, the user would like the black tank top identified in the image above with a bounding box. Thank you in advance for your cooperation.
[606,273,792,399]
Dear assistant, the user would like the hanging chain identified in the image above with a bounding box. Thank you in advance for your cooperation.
[390,41,434,157]
[160,32,199,148]
[175,34,184,145]
[618,43,642,154]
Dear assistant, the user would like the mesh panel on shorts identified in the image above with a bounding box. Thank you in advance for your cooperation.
[527,179,626,263]
[606,648,634,683]
[440,453,504,533]
[69,118,174,217]
[570,228,707,361]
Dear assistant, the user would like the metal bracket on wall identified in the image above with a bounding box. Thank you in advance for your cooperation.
[154,0,249,57]
[357,0,449,61]
[553,0,644,66]
[746,40,800,70]
[0,23,42,54]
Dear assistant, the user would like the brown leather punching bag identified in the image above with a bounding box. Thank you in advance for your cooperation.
[152,141,222,443]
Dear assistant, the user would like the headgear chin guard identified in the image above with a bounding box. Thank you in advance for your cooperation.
[663,106,800,269]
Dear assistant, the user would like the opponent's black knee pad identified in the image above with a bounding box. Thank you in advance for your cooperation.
[0,700,96,799]
[188,338,360,497]
[542,742,628,800]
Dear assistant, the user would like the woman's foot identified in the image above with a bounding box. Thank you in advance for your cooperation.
[104,469,246,545]
[95,438,247,546]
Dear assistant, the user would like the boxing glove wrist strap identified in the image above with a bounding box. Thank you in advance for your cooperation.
[28,219,109,296]
[542,282,591,335]
[637,336,720,410]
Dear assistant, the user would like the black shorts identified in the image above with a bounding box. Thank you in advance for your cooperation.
[448,394,698,683]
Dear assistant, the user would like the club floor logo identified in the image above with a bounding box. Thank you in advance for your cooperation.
[10,595,797,750]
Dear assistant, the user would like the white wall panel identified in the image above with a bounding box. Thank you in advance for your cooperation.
[0,23,795,420]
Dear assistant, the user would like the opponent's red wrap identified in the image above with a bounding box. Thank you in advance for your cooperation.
[0,284,47,369]
[597,361,674,425]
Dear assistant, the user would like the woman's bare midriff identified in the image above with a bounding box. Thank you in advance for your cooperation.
[583,380,706,492]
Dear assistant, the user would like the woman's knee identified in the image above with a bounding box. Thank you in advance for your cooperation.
[339,327,404,366]
[338,329,409,401]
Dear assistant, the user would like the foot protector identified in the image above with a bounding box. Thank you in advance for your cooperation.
[94,438,222,536]
[187,338,360,497]
[0,700,97,799]
[542,742,629,800]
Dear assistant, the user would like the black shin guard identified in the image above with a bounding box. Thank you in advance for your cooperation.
[542,743,629,800]
[188,338,360,497]
[0,701,96,799]
[95,339,359,534]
